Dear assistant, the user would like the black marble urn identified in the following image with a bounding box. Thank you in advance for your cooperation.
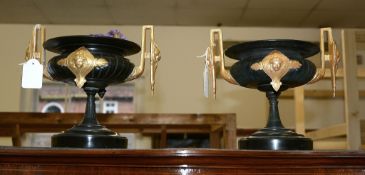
[225,39,319,150]
[44,36,140,148]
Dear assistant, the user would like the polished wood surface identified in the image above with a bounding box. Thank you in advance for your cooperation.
[0,147,365,174]
[0,112,236,148]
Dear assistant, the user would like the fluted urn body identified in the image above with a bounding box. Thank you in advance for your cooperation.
[44,36,140,148]
[225,39,319,150]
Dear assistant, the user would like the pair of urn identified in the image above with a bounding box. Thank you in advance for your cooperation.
[24,25,339,150]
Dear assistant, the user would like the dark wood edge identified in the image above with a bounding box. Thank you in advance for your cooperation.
[0,147,364,158]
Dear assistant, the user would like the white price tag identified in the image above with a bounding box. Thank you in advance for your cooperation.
[203,66,209,98]
[197,47,211,98]
[21,59,43,89]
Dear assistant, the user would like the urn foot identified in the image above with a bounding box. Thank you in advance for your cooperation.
[51,125,127,148]
[238,128,312,150]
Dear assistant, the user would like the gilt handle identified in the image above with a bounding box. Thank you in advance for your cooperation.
[125,25,161,95]
[307,27,340,97]
[25,24,53,80]
[211,29,238,88]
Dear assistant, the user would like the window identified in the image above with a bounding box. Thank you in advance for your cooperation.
[35,81,135,113]
[41,102,64,113]
[95,100,100,113]
[103,101,118,113]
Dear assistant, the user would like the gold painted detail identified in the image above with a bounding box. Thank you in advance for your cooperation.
[150,41,161,95]
[57,47,108,88]
[251,50,302,91]
[328,40,340,97]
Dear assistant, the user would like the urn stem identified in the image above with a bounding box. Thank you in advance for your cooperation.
[80,87,100,126]
[265,91,284,129]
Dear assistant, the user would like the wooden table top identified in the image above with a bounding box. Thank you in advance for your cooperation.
[1,147,365,174]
